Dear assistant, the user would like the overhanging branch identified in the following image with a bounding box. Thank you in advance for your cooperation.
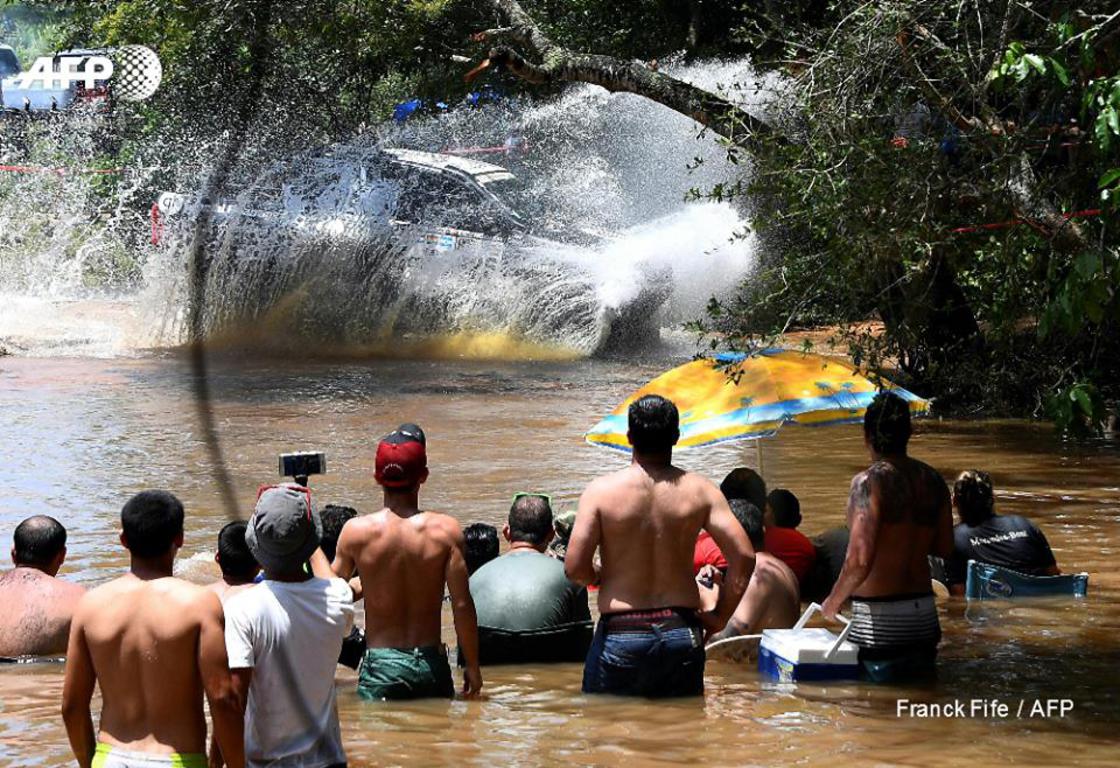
[476,0,774,147]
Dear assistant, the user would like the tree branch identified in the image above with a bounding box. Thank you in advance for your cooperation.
[896,28,985,133]
[488,0,555,56]
[1004,154,1087,253]
[477,0,774,146]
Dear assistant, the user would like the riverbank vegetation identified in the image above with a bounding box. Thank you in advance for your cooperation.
[6,1,1119,428]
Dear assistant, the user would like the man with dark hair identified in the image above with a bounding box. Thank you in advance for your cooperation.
[463,522,500,575]
[944,470,1059,595]
[720,467,767,509]
[0,515,85,658]
[822,392,953,682]
[703,500,800,646]
[320,504,358,563]
[223,485,354,768]
[695,466,766,574]
[468,494,592,664]
[207,521,260,602]
[568,394,754,697]
[318,503,366,670]
[331,425,482,700]
[763,489,817,584]
[766,489,801,528]
[62,491,244,768]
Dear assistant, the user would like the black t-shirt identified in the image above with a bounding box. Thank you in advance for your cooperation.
[801,526,850,603]
[946,514,1056,585]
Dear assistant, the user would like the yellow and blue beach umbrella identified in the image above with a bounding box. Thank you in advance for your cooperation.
[585,349,929,451]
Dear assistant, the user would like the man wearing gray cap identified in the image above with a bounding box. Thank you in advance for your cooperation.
[219,485,354,768]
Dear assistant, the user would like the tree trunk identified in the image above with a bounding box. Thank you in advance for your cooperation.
[875,251,986,399]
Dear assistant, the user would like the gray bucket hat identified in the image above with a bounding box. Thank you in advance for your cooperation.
[246,485,322,573]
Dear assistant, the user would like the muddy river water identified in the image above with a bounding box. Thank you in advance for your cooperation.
[1,352,1118,767]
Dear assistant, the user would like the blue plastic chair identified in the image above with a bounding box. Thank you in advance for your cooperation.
[964,559,1089,600]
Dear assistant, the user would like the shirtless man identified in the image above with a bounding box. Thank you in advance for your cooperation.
[331,426,482,700]
[822,392,953,682]
[207,520,260,602]
[567,394,754,697]
[704,500,800,649]
[0,516,85,659]
[61,491,244,768]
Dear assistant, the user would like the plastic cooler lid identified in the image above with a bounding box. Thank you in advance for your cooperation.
[760,627,859,665]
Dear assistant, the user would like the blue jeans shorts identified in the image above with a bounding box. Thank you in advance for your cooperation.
[582,607,705,697]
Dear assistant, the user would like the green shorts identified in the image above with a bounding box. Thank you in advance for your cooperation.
[91,744,206,768]
[357,645,455,701]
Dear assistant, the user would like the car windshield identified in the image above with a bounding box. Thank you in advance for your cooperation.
[393,168,518,235]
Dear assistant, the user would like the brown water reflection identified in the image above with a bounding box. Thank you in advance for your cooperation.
[1,355,1118,766]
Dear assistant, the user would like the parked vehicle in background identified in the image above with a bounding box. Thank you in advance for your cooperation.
[1,49,110,111]
[0,45,19,78]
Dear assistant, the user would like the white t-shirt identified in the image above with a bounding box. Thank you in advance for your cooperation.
[225,577,354,768]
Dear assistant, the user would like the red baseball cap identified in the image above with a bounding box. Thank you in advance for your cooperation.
[375,437,427,488]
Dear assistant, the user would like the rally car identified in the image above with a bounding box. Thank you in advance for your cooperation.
[152,145,669,355]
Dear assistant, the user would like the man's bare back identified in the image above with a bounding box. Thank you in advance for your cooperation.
[850,457,952,599]
[704,552,799,660]
[63,575,232,758]
[735,552,800,632]
[0,567,84,657]
[568,462,754,623]
[335,509,459,648]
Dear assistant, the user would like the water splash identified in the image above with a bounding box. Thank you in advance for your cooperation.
[0,57,784,358]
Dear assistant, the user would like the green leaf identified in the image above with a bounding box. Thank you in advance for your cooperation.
[1098,115,1114,153]
[1072,387,1094,417]
[1076,251,1099,279]
[1100,169,1120,188]
[1049,58,1070,87]
[1038,308,1052,338]
[1024,54,1046,74]
[1085,298,1105,324]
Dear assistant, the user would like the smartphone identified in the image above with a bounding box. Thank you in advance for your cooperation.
[279,451,326,479]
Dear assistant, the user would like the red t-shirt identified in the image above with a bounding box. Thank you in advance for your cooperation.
[764,527,817,583]
[693,531,728,574]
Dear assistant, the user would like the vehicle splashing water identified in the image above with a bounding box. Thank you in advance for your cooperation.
[1,57,783,358]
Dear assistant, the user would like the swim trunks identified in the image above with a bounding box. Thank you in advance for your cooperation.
[91,744,206,768]
[582,607,705,697]
[849,593,940,682]
[357,645,455,701]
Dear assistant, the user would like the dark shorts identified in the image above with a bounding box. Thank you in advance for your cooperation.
[475,622,594,666]
[357,645,455,701]
[582,607,705,698]
[850,593,940,683]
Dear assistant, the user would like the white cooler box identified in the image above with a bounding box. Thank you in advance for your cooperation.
[758,602,860,682]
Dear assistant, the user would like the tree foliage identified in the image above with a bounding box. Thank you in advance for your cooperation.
[704,1,1119,429]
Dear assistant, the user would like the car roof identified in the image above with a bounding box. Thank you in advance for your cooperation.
[382,148,515,186]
